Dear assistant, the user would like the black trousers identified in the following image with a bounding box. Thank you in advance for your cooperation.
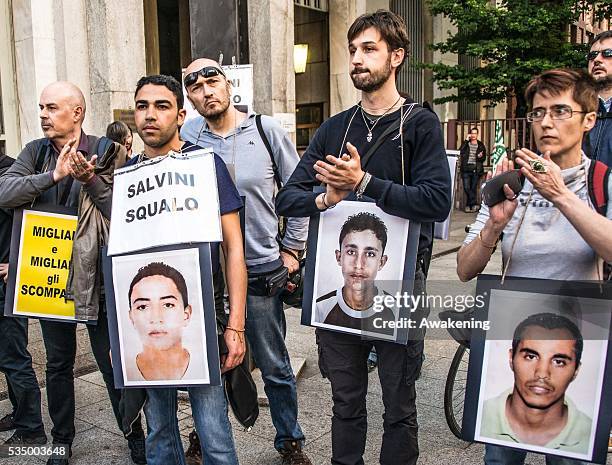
[0,313,44,436]
[40,307,144,444]
[316,272,426,465]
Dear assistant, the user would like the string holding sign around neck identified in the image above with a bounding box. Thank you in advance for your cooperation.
[360,95,402,143]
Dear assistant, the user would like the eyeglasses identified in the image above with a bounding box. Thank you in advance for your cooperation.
[183,66,226,88]
[586,48,612,61]
[526,105,587,122]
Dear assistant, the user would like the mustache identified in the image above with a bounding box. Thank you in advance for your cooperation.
[351,67,370,75]
[526,380,554,391]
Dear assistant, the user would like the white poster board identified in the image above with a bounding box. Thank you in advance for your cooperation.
[183,64,254,122]
[434,150,458,240]
[107,150,222,256]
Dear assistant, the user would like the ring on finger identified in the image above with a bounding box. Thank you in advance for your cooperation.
[529,158,548,173]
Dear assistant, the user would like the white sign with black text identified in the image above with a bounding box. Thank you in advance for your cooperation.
[107,150,222,256]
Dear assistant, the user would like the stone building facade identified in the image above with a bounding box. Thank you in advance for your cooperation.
[1,0,464,156]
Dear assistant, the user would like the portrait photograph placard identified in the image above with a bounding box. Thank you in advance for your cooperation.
[462,275,612,464]
[302,199,420,344]
[102,244,221,388]
[4,204,84,322]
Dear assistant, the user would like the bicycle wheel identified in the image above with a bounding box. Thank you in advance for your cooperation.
[444,344,470,439]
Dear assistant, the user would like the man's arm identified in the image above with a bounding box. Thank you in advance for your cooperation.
[264,117,309,267]
[276,124,328,218]
[0,142,57,208]
[219,211,247,373]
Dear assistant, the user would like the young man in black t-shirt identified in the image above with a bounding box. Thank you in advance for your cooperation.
[277,10,451,465]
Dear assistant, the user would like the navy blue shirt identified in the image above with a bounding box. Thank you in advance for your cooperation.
[124,141,243,273]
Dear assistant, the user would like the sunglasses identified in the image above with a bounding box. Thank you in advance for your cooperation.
[586,48,612,61]
[183,66,226,88]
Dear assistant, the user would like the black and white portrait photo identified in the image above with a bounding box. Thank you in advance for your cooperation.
[463,277,612,464]
[304,201,418,341]
[103,245,221,387]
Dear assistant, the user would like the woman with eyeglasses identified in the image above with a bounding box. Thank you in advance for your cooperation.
[457,68,612,465]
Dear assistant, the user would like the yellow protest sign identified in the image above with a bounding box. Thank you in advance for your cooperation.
[11,210,78,319]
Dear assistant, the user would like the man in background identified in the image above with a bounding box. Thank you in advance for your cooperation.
[459,127,486,212]
[584,30,612,165]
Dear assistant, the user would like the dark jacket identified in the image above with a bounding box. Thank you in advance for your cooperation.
[0,134,125,320]
[458,139,487,175]
[276,101,452,256]
[583,99,612,166]
[66,139,127,320]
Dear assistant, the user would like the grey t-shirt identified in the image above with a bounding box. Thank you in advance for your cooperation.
[464,156,612,280]
[181,113,308,268]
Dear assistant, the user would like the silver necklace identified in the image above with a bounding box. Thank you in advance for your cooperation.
[360,96,401,142]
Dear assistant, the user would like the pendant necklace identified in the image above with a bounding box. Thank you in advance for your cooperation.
[360,95,402,142]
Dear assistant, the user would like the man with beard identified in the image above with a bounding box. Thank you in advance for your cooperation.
[584,30,612,165]
[276,9,451,465]
[181,58,311,465]
[127,74,247,465]
[480,313,592,455]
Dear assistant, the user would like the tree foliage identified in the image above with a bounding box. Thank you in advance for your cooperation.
[422,0,612,116]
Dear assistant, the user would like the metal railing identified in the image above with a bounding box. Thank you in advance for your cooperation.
[442,118,535,210]
[443,118,536,164]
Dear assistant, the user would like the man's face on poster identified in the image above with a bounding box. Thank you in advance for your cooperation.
[509,325,580,410]
[129,274,192,351]
[335,229,388,294]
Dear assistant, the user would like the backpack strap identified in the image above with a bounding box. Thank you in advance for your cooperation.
[255,114,282,190]
[94,136,113,161]
[587,159,610,216]
[34,142,48,174]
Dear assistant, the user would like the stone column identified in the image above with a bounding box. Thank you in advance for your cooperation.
[12,0,59,143]
[85,0,147,137]
[432,14,458,122]
[328,0,366,116]
[247,0,295,117]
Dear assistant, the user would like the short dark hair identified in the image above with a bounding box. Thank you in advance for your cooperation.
[338,212,388,253]
[106,121,132,145]
[470,127,479,133]
[347,9,410,76]
[512,312,583,367]
[524,68,598,114]
[135,75,184,110]
[128,262,189,308]
[590,30,612,48]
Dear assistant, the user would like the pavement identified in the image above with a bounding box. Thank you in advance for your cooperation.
[1,210,610,464]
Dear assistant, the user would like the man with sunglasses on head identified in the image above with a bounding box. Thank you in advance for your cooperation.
[181,58,311,465]
[584,30,612,165]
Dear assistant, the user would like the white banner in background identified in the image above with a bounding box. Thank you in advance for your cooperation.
[434,151,458,240]
[107,150,222,256]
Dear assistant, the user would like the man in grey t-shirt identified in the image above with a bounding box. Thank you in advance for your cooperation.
[181,58,311,465]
